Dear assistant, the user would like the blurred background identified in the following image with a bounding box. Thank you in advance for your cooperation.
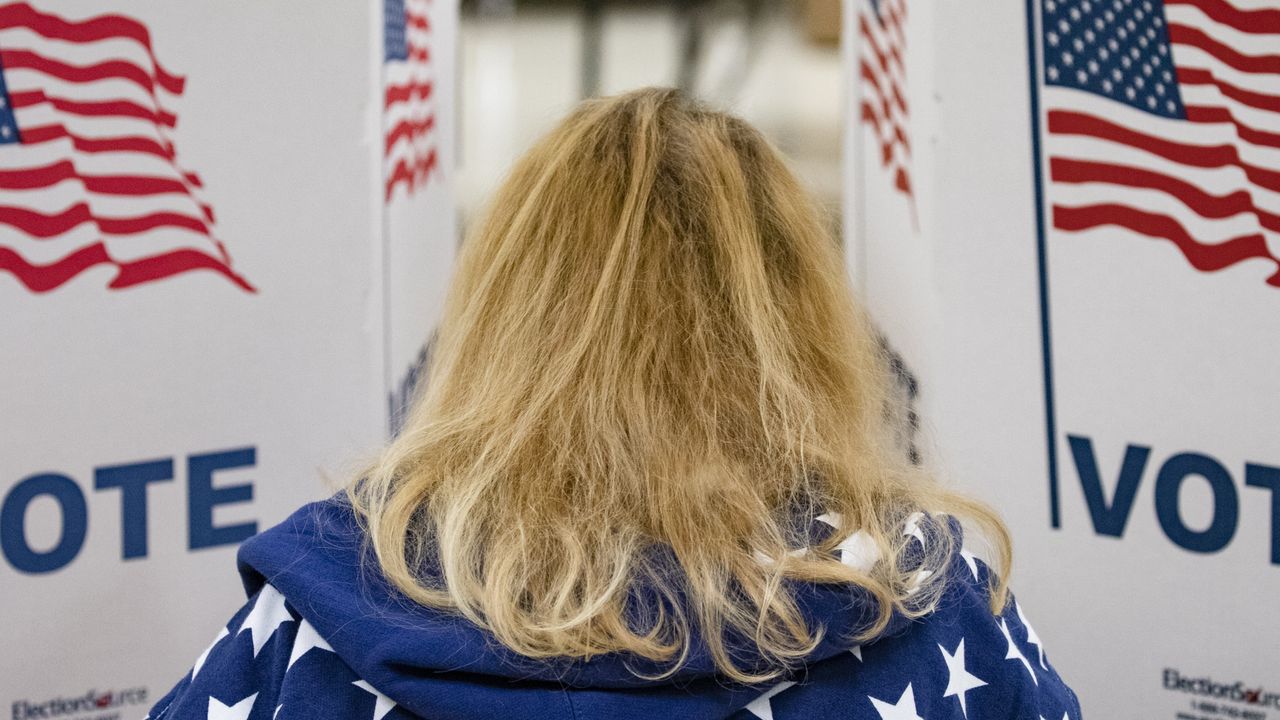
[456,0,844,229]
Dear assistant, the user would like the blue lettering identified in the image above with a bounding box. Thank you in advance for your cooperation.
[1245,463,1280,565]
[94,458,174,560]
[188,447,257,550]
[0,473,88,574]
[1068,435,1150,537]
[1154,453,1238,554]
[389,336,434,437]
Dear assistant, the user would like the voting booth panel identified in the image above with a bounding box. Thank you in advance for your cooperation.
[0,1,456,714]
[844,0,1274,712]
[385,0,458,438]
[846,0,1280,717]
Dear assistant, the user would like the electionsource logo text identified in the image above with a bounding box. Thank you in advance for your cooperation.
[1165,669,1280,709]
[11,687,147,720]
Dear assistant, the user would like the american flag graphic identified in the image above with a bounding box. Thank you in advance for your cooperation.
[858,0,914,207]
[384,0,438,204]
[0,2,252,293]
[1035,0,1280,287]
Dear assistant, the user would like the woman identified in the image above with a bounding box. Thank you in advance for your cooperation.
[148,88,1080,720]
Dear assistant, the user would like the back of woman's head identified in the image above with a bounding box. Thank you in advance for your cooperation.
[349,86,1009,683]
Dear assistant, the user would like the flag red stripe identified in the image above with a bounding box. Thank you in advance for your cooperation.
[385,148,438,202]
[894,166,913,196]
[20,122,175,159]
[0,240,108,292]
[407,11,430,31]
[0,48,176,106]
[1178,67,1280,115]
[1168,23,1280,76]
[1053,203,1280,284]
[1049,156,1280,232]
[0,202,210,238]
[1047,109,1280,194]
[0,160,202,200]
[1164,0,1280,36]
[384,79,432,110]
[0,1,183,93]
[860,100,911,164]
[408,45,429,63]
[0,242,253,293]
[384,114,436,157]
[859,60,909,133]
[108,247,253,290]
[9,88,177,126]
[1184,105,1280,151]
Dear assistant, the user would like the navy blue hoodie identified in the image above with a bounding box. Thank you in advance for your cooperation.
[146,494,1082,720]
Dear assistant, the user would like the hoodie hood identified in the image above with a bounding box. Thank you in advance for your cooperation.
[235,494,934,720]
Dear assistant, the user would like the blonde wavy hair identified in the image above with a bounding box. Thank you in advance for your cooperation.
[349,87,1010,684]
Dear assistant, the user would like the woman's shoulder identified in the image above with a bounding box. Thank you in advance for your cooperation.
[145,579,414,720]
[740,513,1084,720]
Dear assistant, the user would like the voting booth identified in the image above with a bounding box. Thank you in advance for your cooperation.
[846,0,1280,717]
[0,0,457,713]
